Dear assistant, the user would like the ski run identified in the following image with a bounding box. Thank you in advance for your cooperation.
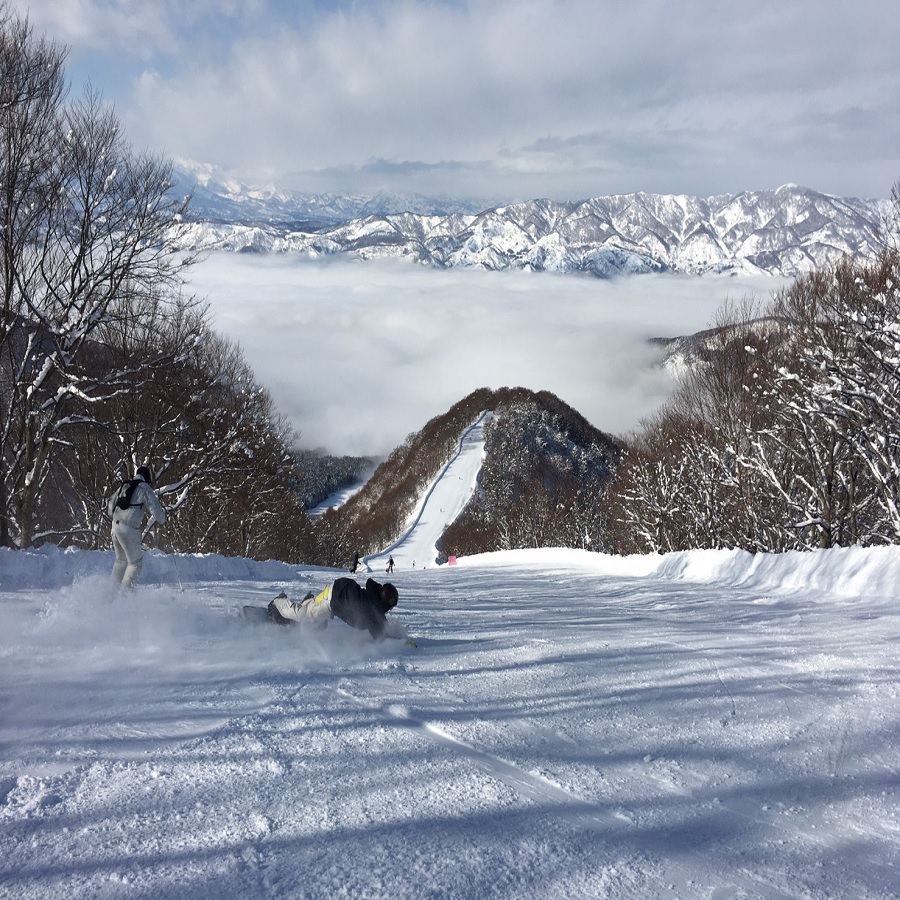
[1,416,899,899]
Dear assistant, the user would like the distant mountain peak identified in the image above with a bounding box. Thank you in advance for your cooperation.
[171,160,494,227]
[171,170,890,279]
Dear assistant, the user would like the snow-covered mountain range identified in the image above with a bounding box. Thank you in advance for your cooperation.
[171,160,491,227]
[173,163,888,278]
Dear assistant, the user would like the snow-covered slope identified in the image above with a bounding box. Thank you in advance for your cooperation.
[175,182,888,278]
[1,540,899,898]
[1,442,899,897]
[365,411,491,571]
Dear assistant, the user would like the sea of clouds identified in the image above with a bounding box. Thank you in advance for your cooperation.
[189,254,786,457]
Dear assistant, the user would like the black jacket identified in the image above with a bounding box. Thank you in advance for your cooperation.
[330,577,392,640]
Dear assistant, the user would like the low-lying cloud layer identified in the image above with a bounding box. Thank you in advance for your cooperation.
[189,255,785,457]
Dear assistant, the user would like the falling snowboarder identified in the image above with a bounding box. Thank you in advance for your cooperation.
[244,577,405,642]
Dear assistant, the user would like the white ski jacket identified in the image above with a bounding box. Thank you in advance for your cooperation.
[107,478,167,529]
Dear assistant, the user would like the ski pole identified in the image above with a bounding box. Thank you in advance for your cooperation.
[166,525,184,593]
[171,551,184,593]
[65,545,90,585]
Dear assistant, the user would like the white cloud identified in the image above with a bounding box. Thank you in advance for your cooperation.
[187,254,786,457]
[16,0,900,199]
[22,0,179,56]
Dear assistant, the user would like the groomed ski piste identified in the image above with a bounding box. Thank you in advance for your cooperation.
[365,410,492,574]
[1,415,899,899]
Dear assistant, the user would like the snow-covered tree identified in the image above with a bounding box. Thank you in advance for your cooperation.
[0,11,191,547]
[609,301,789,553]
[768,248,900,543]
[611,203,900,555]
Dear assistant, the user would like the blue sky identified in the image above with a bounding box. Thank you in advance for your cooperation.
[18,0,900,202]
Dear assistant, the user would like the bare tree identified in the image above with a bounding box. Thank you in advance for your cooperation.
[0,11,67,546]
[0,10,191,547]
[607,300,794,553]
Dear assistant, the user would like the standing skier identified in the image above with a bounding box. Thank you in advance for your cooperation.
[268,577,399,641]
[107,465,167,593]
[349,550,360,573]
[387,555,395,574]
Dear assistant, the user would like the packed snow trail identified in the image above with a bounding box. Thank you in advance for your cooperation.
[1,543,899,898]
[364,411,490,572]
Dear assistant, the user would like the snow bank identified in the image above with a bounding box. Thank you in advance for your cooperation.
[3,541,899,599]
[645,544,900,597]
[0,544,304,590]
[455,544,900,598]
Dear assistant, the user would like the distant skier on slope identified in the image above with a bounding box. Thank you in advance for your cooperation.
[106,465,167,593]
[267,577,400,641]
[349,550,360,573]
[387,555,395,574]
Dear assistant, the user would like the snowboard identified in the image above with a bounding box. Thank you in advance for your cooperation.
[242,604,274,624]
[242,603,302,627]
[241,603,417,646]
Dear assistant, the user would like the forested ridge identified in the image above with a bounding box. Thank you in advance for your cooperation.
[323,387,623,561]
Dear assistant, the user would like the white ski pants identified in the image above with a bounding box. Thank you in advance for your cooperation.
[272,586,332,627]
[111,520,144,592]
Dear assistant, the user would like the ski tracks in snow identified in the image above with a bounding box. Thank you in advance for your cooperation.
[335,675,633,834]
[332,669,802,900]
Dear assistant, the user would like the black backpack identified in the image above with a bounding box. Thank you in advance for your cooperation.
[115,479,142,511]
